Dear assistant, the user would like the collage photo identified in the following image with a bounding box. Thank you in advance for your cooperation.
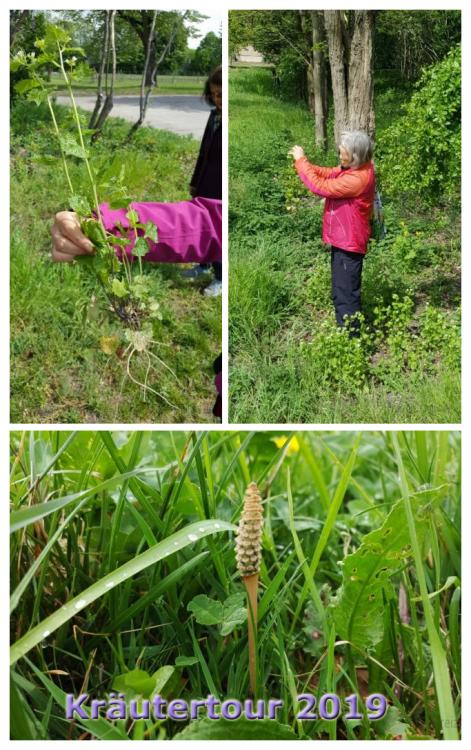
[8,2,463,744]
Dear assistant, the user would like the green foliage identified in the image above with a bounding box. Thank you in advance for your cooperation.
[229,66,461,424]
[9,430,461,739]
[333,490,439,649]
[378,45,461,205]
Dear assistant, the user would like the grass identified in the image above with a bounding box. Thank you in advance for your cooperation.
[47,72,207,96]
[10,99,221,423]
[229,68,461,423]
[10,429,461,740]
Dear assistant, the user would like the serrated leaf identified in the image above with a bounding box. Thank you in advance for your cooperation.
[81,218,106,248]
[188,595,223,626]
[15,78,41,95]
[132,237,150,258]
[177,717,299,741]
[59,133,88,160]
[375,705,410,739]
[144,221,158,242]
[27,88,49,106]
[332,490,439,649]
[69,194,91,216]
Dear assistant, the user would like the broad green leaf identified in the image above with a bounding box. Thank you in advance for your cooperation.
[220,593,247,636]
[81,218,107,248]
[10,519,235,665]
[112,669,155,697]
[15,78,41,95]
[59,133,88,160]
[69,194,91,216]
[132,237,150,258]
[177,717,299,740]
[332,490,439,649]
[187,594,223,626]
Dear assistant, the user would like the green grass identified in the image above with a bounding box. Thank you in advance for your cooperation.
[10,430,461,740]
[10,100,221,423]
[47,72,207,96]
[229,68,461,423]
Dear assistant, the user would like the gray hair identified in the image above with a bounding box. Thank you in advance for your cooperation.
[339,130,374,168]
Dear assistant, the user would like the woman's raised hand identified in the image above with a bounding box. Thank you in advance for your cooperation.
[51,211,95,263]
[288,145,305,161]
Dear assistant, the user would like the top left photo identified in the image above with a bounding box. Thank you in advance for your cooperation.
[10,9,223,425]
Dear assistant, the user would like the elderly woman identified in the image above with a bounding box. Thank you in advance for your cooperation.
[289,130,375,331]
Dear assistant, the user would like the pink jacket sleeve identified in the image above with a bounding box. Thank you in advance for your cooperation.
[99,197,222,264]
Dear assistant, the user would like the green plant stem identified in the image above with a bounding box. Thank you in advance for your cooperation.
[56,44,104,235]
[392,433,458,740]
[46,94,74,195]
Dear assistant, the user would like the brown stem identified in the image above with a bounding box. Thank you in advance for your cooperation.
[243,572,259,696]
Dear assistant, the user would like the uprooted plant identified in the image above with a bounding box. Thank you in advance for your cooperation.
[11,24,179,407]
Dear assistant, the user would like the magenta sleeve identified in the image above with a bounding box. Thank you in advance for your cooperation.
[99,197,222,264]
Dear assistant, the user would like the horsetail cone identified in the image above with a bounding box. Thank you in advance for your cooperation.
[235,482,264,577]
[236,482,263,696]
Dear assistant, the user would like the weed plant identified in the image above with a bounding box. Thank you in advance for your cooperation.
[10,35,220,423]
[10,430,461,740]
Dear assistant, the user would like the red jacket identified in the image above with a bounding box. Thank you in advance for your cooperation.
[294,157,375,254]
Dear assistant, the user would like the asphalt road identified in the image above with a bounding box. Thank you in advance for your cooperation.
[56,94,210,138]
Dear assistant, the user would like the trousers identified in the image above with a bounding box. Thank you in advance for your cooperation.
[331,246,364,329]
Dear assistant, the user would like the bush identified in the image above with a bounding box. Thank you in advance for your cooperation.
[378,45,461,205]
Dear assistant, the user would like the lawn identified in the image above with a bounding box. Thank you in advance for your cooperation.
[10,430,461,740]
[47,72,207,96]
[229,68,461,424]
[10,99,221,423]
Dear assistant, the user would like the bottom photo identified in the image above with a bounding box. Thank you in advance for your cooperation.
[10,430,461,740]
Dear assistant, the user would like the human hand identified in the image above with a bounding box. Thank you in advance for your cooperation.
[288,145,305,160]
[51,211,95,262]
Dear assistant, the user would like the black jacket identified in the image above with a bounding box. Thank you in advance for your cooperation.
[190,108,222,200]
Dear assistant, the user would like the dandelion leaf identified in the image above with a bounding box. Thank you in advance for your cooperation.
[332,490,438,649]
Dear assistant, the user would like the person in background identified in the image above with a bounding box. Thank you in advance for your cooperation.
[183,65,222,297]
[289,130,375,334]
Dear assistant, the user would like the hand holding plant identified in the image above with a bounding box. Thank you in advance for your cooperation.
[11,23,182,408]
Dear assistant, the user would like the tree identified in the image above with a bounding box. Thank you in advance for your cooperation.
[190,31,222,75]
[324,10,375,143]
[88,10,116,134]
[300,10,327,149]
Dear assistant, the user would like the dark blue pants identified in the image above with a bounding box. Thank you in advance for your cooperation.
[331,247,364,328]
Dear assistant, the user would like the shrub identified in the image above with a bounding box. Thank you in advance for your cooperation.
[377,45,461,205]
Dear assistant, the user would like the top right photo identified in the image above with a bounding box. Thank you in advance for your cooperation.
[229,9,461,425]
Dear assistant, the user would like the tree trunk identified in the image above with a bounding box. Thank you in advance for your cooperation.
[324,9,375,144]
[324,10,349,145]
[311,10,327,149]
[90,10,116,137]
[127,11,187,139]
[89,10,110,130]
[348,10,375,137]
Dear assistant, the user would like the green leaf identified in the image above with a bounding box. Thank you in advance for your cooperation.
[111,278,129,298]
[112,669,155,697]
[126,208,139,226]
[332,489,440,649]
[220,593,247,636]
[176,717,299,740]
[59,133,88,160]
[69,194,91,216]
[15,78,41,95]
[144,221,158,242]
[187,594,223,626]
[10,519,235,665]
[175,656,199,667]
[81,218,107,248]
[132,237,149,258]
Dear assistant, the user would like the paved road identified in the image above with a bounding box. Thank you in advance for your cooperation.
[56,94,210,138]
